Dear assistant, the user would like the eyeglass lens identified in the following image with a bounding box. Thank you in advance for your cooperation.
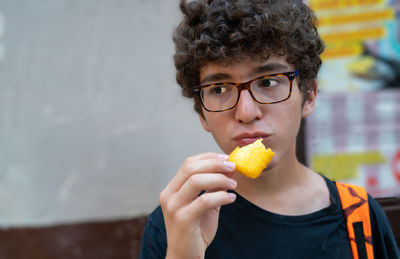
[200,74,291,111]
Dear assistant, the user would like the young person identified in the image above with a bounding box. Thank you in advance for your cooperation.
[139,0,400,258]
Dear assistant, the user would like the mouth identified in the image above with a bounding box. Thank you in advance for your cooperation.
[233,132,271,147]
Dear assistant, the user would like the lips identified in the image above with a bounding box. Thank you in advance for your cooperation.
[233,132,270,147]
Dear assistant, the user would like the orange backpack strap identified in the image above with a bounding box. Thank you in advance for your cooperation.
[336,182,374,259]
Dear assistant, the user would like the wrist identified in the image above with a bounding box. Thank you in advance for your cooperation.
[165,249,205,259]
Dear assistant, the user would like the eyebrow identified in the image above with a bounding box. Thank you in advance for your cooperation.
[200,73,232,85]
[253,63,290,75]
[199,62,291,85]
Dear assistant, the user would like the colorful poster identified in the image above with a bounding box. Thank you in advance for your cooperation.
[304,1,400,197]
[306,0,400,92]
[306,90,400,197]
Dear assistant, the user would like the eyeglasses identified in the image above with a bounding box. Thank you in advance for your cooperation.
[193,70,299,112]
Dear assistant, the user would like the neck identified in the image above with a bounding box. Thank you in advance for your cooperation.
[233,151,309,196]
[232,144,330,215]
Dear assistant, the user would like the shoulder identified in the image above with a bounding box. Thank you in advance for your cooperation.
[139,206,167,259]
[142,205,166,237]
[331,180,391,232]
[147,206,165,230]
[367,195,400,258]
[368,195,385,218]
[332,181,399,258]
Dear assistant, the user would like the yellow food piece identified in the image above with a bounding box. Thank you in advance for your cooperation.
[228,139,274,179]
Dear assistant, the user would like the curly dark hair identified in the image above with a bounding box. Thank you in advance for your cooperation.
[173,0,324,115]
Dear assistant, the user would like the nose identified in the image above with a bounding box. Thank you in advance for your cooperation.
[234,90,262,123]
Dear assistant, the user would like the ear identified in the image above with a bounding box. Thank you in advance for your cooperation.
[301,80,317,118]
[199,114,211,132]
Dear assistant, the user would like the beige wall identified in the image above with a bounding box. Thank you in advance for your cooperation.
[0,0,219,227]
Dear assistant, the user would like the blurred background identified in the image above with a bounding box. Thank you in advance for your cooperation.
[305,0,400,197]
[0,0,399,258]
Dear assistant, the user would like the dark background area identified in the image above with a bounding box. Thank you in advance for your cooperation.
[0,198,398,259]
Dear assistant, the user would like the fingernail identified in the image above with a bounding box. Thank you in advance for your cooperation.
[224,161,236,170]
[228,178,237,188]
[218,154,229,160]
[228,192,236,201]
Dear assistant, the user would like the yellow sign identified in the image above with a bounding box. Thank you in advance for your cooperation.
[310,1,395,60]
[318,9,394,27]
[309,0,384,11]
[321,26,385,44]
[321,43,363,59]
[312,151,387,180]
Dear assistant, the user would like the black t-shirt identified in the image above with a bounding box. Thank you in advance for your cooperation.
[139,177,400,258]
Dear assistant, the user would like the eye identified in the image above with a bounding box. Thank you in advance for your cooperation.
[210,85,227,95]
[260,79,272,87]
[256,77,280,88]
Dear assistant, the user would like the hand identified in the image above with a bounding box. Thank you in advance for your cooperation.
[159,152,237,259]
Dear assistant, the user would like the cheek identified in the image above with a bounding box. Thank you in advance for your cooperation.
[204,115,222,131]
[202,114,236,153]
[276,100,300,118]
[271,102,303,136]
[202,114,225,138]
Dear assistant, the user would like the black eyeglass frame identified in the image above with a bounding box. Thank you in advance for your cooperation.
[193,70,299,112]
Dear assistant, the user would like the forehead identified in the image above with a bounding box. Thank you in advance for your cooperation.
[199,55,293,84]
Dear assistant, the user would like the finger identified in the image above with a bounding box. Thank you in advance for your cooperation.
[164,153,232,195]
[160,152,229,206]
[175,173,237,207]
[180,191,236,222]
